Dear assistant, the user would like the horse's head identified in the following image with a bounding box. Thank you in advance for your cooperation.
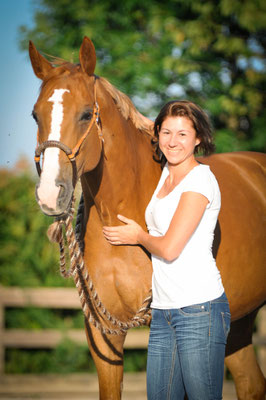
[29,37,103,217]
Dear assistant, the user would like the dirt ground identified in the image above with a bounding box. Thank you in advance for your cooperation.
[0,372,237,399]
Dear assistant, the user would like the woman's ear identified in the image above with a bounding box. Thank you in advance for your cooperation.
[195,137,201,146]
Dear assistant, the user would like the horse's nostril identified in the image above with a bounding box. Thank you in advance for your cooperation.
[55,180,73,210]
[58,184,65,199]
[57,184,67,208]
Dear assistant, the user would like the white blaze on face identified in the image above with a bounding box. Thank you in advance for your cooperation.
[37,89,70,210]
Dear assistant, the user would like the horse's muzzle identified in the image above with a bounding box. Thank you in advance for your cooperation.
[35,179,74,217]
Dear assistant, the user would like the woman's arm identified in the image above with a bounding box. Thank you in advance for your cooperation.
[103,191,209,262]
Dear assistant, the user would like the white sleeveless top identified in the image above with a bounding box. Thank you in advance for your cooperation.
[145,163,224,309]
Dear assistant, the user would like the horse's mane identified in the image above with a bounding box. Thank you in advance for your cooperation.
[99,77,154,137]
[41,59,154,137]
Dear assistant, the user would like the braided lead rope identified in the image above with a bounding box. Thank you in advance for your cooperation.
[72,265,129,335]
[68,222,152,332]
[62,218,133,335]
[67,220,152,330]
[53,196,152,334]
[55,199,77,279]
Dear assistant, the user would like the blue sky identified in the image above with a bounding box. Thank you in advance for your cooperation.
[0,0,40,169]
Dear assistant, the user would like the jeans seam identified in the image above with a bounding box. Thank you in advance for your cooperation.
[167,336,176,400]
[207,337,214,399]
[221,311,231,338]
[207,303,215,399]
[163,310,171,323]
[209,301,211,337]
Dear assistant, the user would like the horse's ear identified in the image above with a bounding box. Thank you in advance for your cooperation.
[79,37,96,76]
[29,40,53,80]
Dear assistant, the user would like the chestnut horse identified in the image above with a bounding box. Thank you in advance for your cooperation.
[29,37,266,399]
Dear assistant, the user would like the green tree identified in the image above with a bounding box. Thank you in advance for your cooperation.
[0,165,74,287]
[20,0,266,152]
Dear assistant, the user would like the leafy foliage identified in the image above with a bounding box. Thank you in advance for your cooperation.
[6,345,147,374]
[6,308,84,330]
[6,341,95,374]
[0,168,74,287]
[20,0,266,152]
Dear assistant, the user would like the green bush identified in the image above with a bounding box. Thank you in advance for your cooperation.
[5,345,147,374]
[6,341,95,374]
[0,169,74,288]
[6,308,84,330]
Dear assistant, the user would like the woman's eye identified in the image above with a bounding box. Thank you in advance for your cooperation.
[80,111,92,121]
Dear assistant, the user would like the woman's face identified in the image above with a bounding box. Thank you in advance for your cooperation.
[159,116,200,167]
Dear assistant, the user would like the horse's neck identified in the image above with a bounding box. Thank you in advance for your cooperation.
[81,121,158,226]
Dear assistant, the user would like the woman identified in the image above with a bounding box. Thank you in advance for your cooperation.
[103,100,231,400]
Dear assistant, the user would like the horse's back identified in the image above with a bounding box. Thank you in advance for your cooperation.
[206,151,265,187]
[200,151,266,319]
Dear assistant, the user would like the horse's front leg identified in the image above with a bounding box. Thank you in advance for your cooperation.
[85,320,126,400]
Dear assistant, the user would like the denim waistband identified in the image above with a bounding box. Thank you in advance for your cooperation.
[210,291,228,304]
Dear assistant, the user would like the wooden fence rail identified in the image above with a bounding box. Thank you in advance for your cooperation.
[0,286,149,374]
[0,286,265,376]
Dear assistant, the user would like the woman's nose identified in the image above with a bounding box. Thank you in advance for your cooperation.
[169,133,179,146]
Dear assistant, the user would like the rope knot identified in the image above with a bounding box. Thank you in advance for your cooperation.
[47,221,62,243]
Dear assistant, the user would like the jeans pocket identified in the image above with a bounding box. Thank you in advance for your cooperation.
[221,311,231,338]
[179,303,210,316]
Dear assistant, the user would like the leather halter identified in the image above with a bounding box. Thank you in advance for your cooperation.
[34,76,102,188]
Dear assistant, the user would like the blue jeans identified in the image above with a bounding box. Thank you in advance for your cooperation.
[146,292,231,400]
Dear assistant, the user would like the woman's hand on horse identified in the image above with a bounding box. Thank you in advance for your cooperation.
[103,215,143,245]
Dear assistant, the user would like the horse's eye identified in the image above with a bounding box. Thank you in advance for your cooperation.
[80,111,92,121]
[32,110,38,123]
